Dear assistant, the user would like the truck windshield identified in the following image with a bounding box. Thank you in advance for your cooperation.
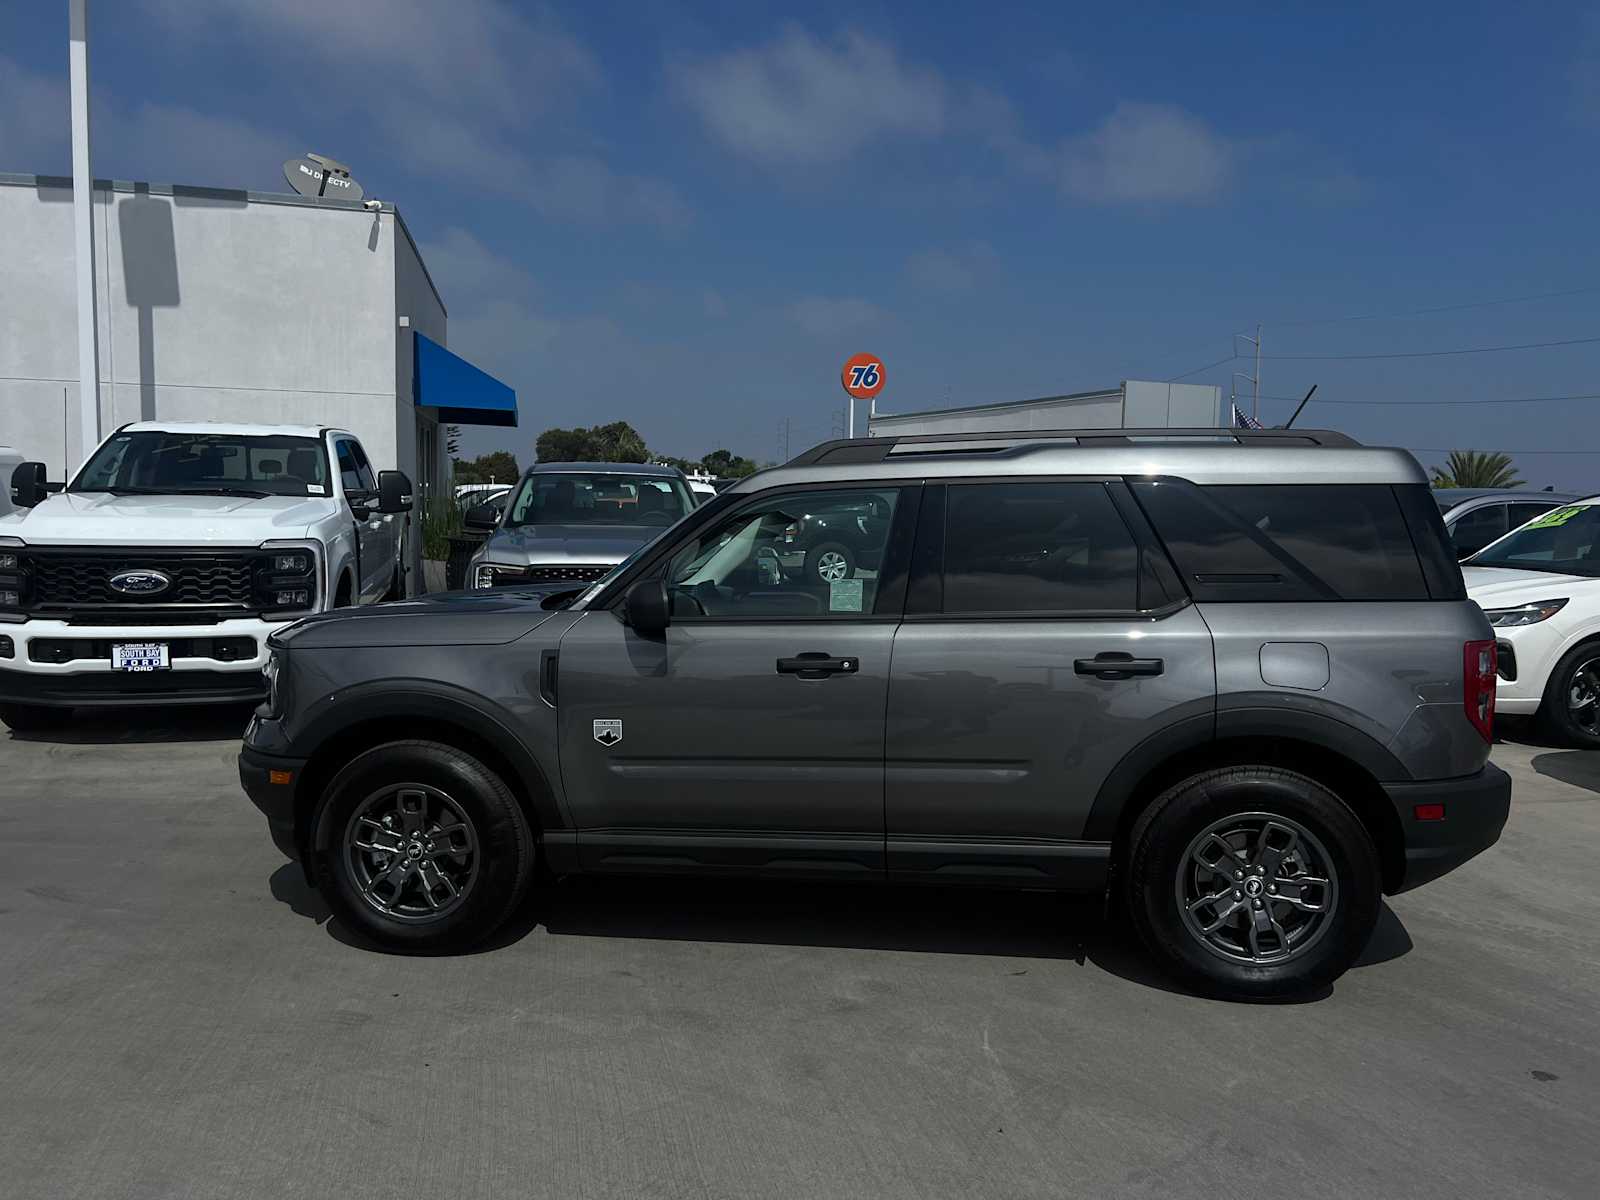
[1470,503,1600,576]
[71,432,331,498]
[504,472,692,528]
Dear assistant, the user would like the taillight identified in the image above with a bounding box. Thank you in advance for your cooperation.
[1464,639,1496,742]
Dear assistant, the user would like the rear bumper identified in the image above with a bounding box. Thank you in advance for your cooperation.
[238,745,307,862]
[1383,762,1511,893]
[0,663,265,707]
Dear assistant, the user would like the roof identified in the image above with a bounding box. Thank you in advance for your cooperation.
[119,421,336,438]
[732,428,1426,492]
[869,388,1120,424]
[1434,488,1584,504]
[528,461,684,477]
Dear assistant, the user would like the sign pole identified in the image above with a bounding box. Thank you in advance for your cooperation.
[69,0,101,467]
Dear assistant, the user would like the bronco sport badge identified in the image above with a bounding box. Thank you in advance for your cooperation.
[593,719,622,747]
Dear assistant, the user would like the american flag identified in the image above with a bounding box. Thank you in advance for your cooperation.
[1232,404,1264,430]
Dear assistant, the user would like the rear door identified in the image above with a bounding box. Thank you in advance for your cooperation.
[884,480,1215,885]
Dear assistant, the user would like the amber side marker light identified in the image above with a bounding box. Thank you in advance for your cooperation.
[268,770,294,786]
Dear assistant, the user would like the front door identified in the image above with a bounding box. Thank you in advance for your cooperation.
[554,483,916,878]
[885,480,1216,884]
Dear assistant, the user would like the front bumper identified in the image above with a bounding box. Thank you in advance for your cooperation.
[1383,762,1512,892]
[238,744,307,862]
[0,614,283,707]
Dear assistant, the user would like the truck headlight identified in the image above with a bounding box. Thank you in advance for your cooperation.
[1484,598,1568,627]
[474,563,525,589]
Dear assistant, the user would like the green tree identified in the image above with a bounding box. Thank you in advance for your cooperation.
[451,450,521,485]
[700,448,758,478]
[535,421,651,464]
[1430,450,1523,490]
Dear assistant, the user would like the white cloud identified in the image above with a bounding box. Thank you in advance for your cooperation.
[418,228,537,306]
[787,295,891,339]
[904,241,999,294]
[0,56,67,172]
[1057,102,1235,203]
[672,27,945,165]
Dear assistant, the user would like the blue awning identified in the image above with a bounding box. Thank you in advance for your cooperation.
[413,332,518,427]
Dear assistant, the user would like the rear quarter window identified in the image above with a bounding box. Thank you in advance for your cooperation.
[1132,480,1436,602]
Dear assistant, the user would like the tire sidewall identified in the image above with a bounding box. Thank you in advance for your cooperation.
[1130,768,1381,998]
[312,742,532,950]
[1542,643,1600,748]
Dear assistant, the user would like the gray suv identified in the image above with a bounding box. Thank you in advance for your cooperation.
[240,429,1510,998]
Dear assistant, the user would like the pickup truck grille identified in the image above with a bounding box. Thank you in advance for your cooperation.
[523,564,612,583]
[18,549,264,614]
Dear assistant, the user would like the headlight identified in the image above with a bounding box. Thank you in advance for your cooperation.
[474,563,526,589]
[261,650,284,717]
[1484,598,1568,627]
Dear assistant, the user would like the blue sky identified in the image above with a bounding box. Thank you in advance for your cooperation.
[4,1,1600,482]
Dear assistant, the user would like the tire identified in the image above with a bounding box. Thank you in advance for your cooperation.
[0,703,73,733]
[311,740,536,951]
[1125,765,1381,999]
[334,574,354,608]
[805,541,855,584]
[381,562,404,602]
[1538,641,1600,749]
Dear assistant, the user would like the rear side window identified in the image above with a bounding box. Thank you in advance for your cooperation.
[940,482,1140,614]
[1132,480,1431,602]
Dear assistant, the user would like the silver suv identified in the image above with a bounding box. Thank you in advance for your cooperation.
[240,428,1510,998]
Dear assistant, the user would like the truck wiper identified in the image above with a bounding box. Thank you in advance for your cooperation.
[169,487,273,498]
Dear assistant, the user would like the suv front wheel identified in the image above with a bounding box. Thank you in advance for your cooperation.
[311,740,536,951]
[1125,766,1381,999]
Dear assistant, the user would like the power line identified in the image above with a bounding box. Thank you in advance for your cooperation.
[1306,391,1600,407]
[1271,284,1600,329]
[1165,355,1234,382]
[1263,334,1600,361]
[1406,447,1600,455]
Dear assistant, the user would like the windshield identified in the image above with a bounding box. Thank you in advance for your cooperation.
[1470,503,1600,576]
[71,431,330,498]
[504,472,692,528]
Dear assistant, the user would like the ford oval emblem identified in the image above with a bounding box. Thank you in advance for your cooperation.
[109,569,172,596]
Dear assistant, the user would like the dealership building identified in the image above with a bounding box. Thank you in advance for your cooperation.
[0,171,516,500]
[867,380,1225,437]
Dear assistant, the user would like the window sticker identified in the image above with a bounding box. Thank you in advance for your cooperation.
[1523,505,1587,530]
[307,484,327,495]
[829,578,864,612]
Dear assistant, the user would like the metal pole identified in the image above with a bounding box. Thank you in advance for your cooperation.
[69,0,101,466]
[1252,322,1262,421]
[847,396,856,439]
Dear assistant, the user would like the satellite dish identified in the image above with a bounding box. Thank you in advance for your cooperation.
[282,153,365,202]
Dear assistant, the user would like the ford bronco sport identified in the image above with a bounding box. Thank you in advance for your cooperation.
[239,428,1510,997]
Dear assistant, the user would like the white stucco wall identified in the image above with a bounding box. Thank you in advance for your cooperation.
[0,176,438,483]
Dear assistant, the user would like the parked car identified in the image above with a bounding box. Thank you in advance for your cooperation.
[1433,488,1583,560]
[0,422,412,732]
[775,492,893,583]
[463,461,696,590]
[240,427,1508,998]
[1463,496,1600,746]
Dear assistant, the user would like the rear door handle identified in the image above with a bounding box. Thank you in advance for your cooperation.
[1074,652,1164,680]
[776,652,860,679]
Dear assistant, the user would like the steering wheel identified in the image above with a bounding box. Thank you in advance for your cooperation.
[639,510,674,526]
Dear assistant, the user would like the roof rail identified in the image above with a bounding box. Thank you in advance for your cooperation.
[785,427,1363,467]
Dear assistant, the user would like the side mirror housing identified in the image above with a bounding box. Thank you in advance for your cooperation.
[464,502,500,531]
[10,462,48,509]
[378,469,414,514]
[624,578,670,634]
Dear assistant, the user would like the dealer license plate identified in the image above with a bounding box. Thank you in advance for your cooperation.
[112,643,171,672]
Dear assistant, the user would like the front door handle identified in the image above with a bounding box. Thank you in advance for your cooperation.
[776,652,859,679]
[1074,652,1164,680]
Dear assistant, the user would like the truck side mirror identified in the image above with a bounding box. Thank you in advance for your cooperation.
[9,462,48,509]
[624,578,670,634]
[464,502,500,531]
[377,470,414,514]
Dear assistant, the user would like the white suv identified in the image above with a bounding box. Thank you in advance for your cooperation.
[0,422,411,732]
[1464,497,1600,745]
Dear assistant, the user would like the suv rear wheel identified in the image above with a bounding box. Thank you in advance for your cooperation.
[311,740,536,951]
[1125,766,1381,999]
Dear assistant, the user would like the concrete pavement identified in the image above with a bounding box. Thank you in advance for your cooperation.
[0,709,1595,1199]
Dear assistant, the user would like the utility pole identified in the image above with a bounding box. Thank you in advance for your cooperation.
[1233,325,1262,421]
[69,0,101,467]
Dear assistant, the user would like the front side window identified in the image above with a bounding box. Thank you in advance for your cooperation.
[941,482,1140,614]
[662,488,901,618]
[506,473,693,528]
[72,431,330,497]
[1471,503,1600,576]
[1450,504,1508,557]
[334,440,365,493]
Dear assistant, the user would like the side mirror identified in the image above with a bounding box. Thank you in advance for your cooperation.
[10,462,48,509]
[464,502,500,531]
[377,469,414,514]
[624,578,670,634]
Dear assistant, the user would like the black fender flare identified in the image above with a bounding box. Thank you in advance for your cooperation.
[1082,706,1409,843]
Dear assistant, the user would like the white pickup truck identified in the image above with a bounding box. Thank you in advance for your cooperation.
[0,422,412,732]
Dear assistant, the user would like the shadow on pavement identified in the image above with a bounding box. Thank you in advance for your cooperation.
[4,703,256,746]
[270,865,1413,1002]
[1529,750,1600,796]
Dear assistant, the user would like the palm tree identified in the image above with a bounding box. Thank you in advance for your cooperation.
[1430,450,1523,489]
